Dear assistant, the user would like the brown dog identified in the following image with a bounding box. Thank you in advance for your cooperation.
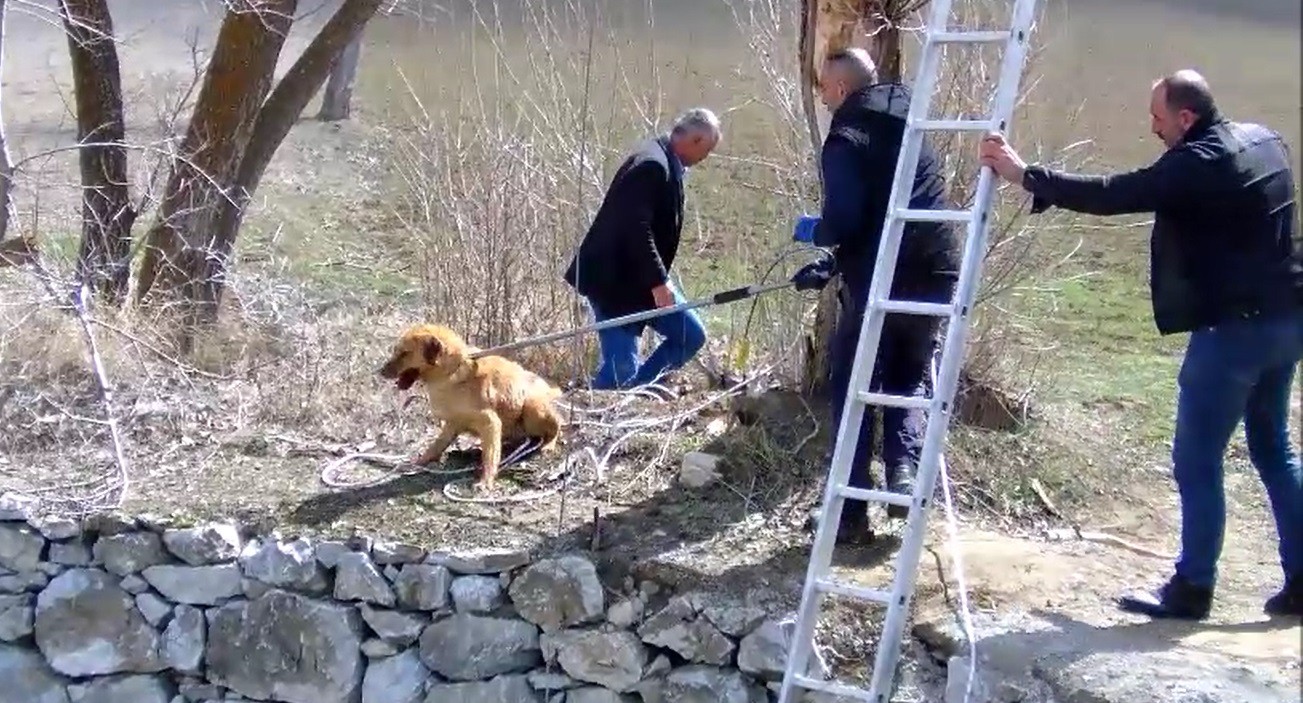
[379,323,562,491]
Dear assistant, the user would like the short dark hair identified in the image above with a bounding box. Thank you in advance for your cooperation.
[1156,70,1217,119]
[824,48,879,88]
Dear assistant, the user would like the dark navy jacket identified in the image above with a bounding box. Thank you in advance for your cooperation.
[1023,112,1302,334]
[814,83,961,296]
[564,136,685,320]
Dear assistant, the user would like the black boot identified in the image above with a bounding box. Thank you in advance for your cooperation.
[884,464,915,520]
[835,506,876,546]
[1264,576,1302,618]
[1117,574,1213,620]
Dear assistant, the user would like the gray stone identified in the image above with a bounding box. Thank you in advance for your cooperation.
[606,597,644,628]
[423,674,537,703]
[0,493,38,522]
[384,565,401,582]
[0,524,44,572]
[238,538,329,595]
[425,548,531,575]
[29,515,80,541]
[119,575,150,595]
[162,605,205,674]
[48,539,92,566]
[0,643,69,703]
[508,555,605,633]
[418,613,541,681]
[206,590,365,703]
[0,570,47,594]
[737,617,793,680]
[638,596,736,666]
[362,649,430,703]
[176,679,221,701]
[162,524,242,566]
[450,575,504,613]
[241,577,271,600]
[1038,648,1299,703]
[374,541,426,565]
[141,564,243,605]
[662,665,758,703]
[67,674,172,703]
[555,629,648,693]
[83,513,137,536]
[335,552,396,606]
[37,562,64,577]
[33,568,163,676]
[568,688,638,703]
[0,593,33,641]
[315,541,353,568]
[134,593,173,627]
[528,669,579,692]
[359,604,429,645]
[362,638,401,658]
[539,629,588,665]
[393,564,450,611]
[701,601,768,638]
[93,532,168,576]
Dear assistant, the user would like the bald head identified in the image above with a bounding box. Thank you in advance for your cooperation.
[1149,69,1218,148]
[819,47,879,111]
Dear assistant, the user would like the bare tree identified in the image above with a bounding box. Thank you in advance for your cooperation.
[317,32,362,121]
[133,0,384,341]
[60,0,135,305]
[0,0,17,244]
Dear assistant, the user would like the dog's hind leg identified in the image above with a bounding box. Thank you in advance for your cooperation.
[469,410,504,491]
[521,399,562,452]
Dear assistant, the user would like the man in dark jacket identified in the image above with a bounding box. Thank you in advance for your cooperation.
[564,109,721,390]
[981,69,1303,620]
[791,48,961,542]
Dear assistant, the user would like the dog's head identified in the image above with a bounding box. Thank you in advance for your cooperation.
[378,324,471,391]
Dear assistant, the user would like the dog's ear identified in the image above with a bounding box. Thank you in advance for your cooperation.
[422,337,442,364]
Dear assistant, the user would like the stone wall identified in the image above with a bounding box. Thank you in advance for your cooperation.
[0,498,823,703]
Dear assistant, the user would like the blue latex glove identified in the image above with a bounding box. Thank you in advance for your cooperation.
[791,255,835,291]
[793,214,820,243]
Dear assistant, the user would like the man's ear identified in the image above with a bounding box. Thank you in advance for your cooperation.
[422,337,442,364]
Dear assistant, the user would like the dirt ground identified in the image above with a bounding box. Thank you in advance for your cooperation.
[0,0,1298,693]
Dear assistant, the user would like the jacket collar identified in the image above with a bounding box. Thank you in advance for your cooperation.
[657,134,686,182]
[1178,109,1226,145]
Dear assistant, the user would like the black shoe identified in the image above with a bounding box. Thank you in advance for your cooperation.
[1264,577,1302,618]
[1117,574,1213,621]
[834,510,876,546]
[884,465,914,520]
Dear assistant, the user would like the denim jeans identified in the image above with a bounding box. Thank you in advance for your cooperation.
[829,274,954,522]
[588,285,707,390]
[1171,311,1303,587]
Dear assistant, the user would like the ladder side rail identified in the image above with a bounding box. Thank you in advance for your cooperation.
[862,0,1041,698]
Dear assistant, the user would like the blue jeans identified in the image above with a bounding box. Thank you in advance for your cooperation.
[588,286,707,390]
[1172,311,1303,587]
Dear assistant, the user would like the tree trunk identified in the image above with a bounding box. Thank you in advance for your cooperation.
[317,32,362,121]
[0,0,14,244]
[203,0,382,315]
[60,0,135,305]
[798,0,910,397]
[134,0,297,336]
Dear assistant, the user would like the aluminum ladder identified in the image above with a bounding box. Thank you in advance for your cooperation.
[777,0,1040,701]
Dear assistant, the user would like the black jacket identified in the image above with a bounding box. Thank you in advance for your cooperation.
[563,136,685,319]
[1023,112,1302,335]
[814,83,961,295]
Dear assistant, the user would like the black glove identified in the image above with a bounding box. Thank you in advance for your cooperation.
[791,255,836,291]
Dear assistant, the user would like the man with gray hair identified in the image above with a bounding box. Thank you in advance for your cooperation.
[981,69,1303,620]
[790,47,961,542]
[564,108,722,390]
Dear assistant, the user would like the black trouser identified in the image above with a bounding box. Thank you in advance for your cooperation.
[828,270,956,522]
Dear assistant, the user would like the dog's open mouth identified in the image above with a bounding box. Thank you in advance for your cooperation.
[396,369,420,391]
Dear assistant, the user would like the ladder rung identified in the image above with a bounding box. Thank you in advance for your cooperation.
[791,675,874,701]
[857,391,931,410]
[894,208,974,223]
[929,30,1010,44]
[815,577,894,604]
[840,486,912,507]
[914,118,993,132]
[874,299,953,317]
